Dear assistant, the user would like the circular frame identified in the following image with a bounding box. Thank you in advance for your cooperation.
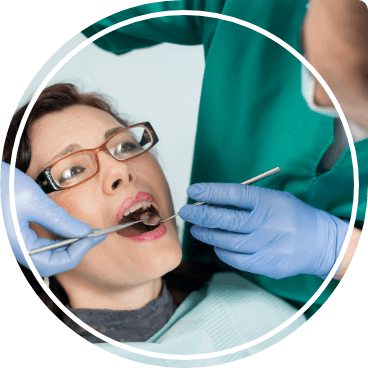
[8,10,359,360]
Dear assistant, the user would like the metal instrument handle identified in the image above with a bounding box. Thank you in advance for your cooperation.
[28,217,150,255]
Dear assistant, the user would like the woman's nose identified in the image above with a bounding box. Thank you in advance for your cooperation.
[99,152,135,195]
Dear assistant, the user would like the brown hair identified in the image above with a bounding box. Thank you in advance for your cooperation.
[3,83,218,321]
[3,83,129,173]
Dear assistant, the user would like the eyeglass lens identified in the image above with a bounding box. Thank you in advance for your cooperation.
[50,126,153,188]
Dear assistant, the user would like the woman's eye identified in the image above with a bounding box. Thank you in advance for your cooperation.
[59,166,85,183]
[114,142,140,156]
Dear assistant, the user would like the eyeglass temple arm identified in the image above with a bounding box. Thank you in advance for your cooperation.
[35,169,60,194]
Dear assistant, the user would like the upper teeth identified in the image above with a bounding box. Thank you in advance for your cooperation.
[122,201,152,217]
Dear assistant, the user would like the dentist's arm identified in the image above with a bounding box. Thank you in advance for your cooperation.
[302,0,368,125]
[1,162,106,277]
[334,226,360,280]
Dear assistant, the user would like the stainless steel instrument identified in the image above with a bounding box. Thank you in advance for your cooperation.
[28,217,150,255]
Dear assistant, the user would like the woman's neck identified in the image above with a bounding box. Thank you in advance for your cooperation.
[58,277,163,311]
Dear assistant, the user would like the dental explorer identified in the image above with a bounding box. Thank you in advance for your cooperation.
[28,217,151,256]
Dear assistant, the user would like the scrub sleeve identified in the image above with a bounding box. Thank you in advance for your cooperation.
[82,0,368,318]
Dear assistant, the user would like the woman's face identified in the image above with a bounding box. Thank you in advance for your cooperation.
[26,105,182,292]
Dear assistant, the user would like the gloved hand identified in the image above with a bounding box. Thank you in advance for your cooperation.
[1,162,106,277]
[179,183,349,279]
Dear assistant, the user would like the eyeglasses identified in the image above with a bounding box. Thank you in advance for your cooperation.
[36,122,158,194]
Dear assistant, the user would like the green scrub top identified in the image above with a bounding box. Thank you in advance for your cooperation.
[82,0,368,318]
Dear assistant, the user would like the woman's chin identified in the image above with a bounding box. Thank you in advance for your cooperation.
[58,224,183,289]
[144,239,183,278]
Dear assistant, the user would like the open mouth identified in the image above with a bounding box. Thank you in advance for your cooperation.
[116,202,161,237]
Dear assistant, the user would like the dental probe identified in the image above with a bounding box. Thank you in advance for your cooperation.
[28,217,151,256]
[148,166,281,226]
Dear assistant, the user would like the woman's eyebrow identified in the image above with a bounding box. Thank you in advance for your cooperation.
[104,126,123,140]
[46,144,83,166]
[46,128,123,166]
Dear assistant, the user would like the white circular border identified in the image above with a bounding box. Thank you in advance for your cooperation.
[8,10,358,360]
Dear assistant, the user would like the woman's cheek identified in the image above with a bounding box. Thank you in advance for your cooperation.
[145,156,172,198]
[50,190,100,226]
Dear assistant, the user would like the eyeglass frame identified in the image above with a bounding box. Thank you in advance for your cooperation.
[35,122,159,194]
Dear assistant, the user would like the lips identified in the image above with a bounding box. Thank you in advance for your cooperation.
[115,191,167,242]
[122,223,167,242]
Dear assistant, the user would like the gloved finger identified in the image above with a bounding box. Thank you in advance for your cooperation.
[187,183,277,209]
[1,161,91,238]
[19,224,61,258]
[179,204,252,232]
[6,222,47,268]
[12,225,41,267]
[51,234,107,276]
[29,197,92,239]
[190,225,266,254]
[27,237,57,277]
[214,247,292,280]
[213,247,253,272]
[32,234,107,277]
[213,247,269,276]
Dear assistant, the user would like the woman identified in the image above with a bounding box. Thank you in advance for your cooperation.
[3,83,305,361]
[3,84,221,342]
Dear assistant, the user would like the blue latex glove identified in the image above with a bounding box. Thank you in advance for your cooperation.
[179,183,349,279]
[1,162,106,277]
